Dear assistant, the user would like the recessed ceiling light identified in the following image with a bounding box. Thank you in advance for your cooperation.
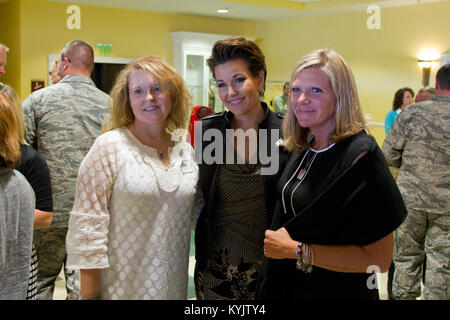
[217,8,229,14]
[288,0,320,3]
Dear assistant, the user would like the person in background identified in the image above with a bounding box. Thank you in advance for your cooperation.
[0,83,53,300]
[0,43,8,77]
[188,105,212,146]
[0,92,35,299]
[66,55,200,300]
[383,86,415,298]
[49,58,62,85]
[257,49,407,300]
[273,82,289,113]
[382,63,450,300]
[384,87,414,134]
[414,86,435,103]
[22,40,110,300]
[194,36,289,300]
[385,84,436,298]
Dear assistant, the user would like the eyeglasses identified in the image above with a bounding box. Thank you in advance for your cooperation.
[128,86,164,99]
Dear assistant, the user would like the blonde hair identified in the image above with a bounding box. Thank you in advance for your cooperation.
[104,56,192,134]
[0,93,20,168]
[283,49,368,153]
[0,83,27,145]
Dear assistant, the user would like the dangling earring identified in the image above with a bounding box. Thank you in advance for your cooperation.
[259,88,264,94]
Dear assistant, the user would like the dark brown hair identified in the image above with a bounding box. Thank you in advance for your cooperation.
[206,36,267,93]
[436,63,450,90]
[392,87,414,110]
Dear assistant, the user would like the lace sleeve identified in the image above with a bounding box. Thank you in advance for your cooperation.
[66,133,117,269]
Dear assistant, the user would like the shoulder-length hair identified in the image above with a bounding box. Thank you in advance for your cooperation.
[392,87,414,110]
[104,56,192,135]
[0,93,20,168]
[283,49,368,153]
[0,83,27,145]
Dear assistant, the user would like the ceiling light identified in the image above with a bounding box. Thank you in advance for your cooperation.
[217,8,228,14]
[288,0,320,3]
[417,59,437,87]
[417,60,434,69]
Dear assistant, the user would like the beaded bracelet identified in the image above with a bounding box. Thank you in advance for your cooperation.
[295,242,313,273]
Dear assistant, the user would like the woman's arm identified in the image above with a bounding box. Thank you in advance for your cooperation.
[66,135,116,299]
[80,269,100,299]
[33,209,53,229]
[264,227,393,273]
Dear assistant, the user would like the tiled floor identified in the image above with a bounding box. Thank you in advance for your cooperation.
[53,231,391,300]
[53,270,67,300]
[53,268,391,300]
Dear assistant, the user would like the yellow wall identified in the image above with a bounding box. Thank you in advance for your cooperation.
[13,0,256,98]
[255,0,450,144]
[0,0,21,91]
[3,0,449,145]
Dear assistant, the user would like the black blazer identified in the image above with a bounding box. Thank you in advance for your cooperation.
[194,102,290,271]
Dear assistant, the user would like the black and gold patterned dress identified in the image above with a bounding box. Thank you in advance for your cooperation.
[195,163,267,300]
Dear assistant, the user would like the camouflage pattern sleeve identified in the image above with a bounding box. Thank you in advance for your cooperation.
[20,75,110,227]
[382,111,407,168]
[22,94,37,149]
[382,97,450,214]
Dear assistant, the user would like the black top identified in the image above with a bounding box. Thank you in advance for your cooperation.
[17,144,53,212]
[257,131,407,300]
[194,102,290,271]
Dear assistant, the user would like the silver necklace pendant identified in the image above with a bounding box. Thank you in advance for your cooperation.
[297,168,306,180]
[296,151,314,181]
[159,152,164,159]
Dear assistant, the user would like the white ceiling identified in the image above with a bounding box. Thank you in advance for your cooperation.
[44,0,445,21]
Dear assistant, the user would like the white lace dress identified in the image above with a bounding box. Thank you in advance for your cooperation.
[66,127,199,299]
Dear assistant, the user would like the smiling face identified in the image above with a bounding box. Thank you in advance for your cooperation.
[401,90,414,109]
[128,69,171,128]
[214,59,264,118]
[290,67,337,137]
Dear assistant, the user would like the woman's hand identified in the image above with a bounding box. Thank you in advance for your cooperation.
[264,227,394,273]
[264,227,299,259]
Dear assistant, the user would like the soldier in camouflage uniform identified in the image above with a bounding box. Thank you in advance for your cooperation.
[382,63,450,300]
[22,40,110,300]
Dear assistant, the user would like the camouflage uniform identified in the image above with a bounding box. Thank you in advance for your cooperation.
[22,75,110,299]
[382,95,450,300]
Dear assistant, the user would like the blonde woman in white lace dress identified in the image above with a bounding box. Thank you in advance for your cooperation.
[66,56,199,300]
